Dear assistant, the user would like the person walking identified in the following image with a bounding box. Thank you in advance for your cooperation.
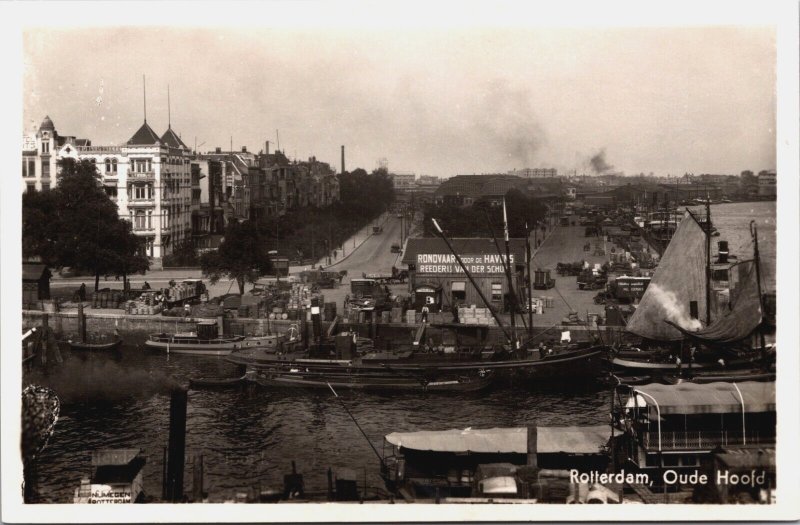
[421,304,429,323]
[78,283,86,302]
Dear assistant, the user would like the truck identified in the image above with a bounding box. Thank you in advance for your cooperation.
[577,268,608,291]
[391,243,402,253]
[373,225,383,234]
[349,278,390,311]
[532,269,555,290]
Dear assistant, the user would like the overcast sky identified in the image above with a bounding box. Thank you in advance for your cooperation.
[23,26,775,178]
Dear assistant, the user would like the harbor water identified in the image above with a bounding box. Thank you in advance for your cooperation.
[28,201,776,503]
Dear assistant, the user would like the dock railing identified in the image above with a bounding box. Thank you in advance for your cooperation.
[641,430,774,451]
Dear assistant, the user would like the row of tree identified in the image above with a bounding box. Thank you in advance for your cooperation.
[422,188,551,238]
[23,159,149,291]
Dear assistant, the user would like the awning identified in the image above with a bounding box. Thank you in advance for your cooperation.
[385,425,609,455]
[632,381,775,417]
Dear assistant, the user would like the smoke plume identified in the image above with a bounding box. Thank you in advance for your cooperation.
[647,283,702,331]
[589,149,614,174]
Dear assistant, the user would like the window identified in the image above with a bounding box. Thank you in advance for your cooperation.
[134,211,146,230]
[26,183,36,193]
[22,157,35,178]
[147,210,152,229]
[451,281,466,303]
[41,183,50,192]
[41,141,49,154]
[491,283,503,302]
[105,159,112,173]
[41,162,50,179]
[112,158,117,172]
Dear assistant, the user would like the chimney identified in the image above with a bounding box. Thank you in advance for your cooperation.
[215,147,221,154]
[165,387,188,502]
[241,146,247,153]
[341,145,345,174]
[266,140,270,155]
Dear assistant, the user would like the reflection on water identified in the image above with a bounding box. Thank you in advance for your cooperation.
[28,348,611,502]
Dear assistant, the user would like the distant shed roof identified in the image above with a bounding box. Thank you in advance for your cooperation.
[22,263,49,281]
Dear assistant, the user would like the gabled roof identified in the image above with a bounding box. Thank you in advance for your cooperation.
[160,127,188,149]
[127,121,161,146]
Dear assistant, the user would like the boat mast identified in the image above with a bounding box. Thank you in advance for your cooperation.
[502,199,518,349]
[484,210,527,335]
[751,221,767,361]
[705,190,711,325]
[431,218,513,343]
[525,221,533,340]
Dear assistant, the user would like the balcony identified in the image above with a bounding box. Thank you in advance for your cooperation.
[77,145,122,154]
[641,431,775,451]
[129,171,155,181]
[127,198,155,207]
[132,225,155,234]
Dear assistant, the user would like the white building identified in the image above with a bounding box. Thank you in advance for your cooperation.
[508,168,558,178]
[23,116,194,261]
[758,170,776,197]
[390,172,416,190]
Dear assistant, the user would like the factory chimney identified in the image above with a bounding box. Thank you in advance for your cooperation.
[341,145,346,174]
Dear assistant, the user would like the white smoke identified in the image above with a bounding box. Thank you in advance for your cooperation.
[647,283,702,331]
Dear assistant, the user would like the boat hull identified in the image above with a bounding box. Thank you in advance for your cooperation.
[249,371,494,393]
[68,338,122,352]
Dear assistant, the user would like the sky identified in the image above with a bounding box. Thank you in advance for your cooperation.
[23,26,776,178]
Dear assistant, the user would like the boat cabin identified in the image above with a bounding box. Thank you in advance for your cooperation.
[73,449,146,503]
[614,381,775,485]
[381,425,610,501]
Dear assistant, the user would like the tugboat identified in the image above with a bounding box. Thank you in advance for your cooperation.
[146,320,300,356]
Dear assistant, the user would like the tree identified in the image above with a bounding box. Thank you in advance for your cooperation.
[22,158,151,291]
[200,220,273,295]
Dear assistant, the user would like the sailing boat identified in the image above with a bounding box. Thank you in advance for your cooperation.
[611,211,773,376]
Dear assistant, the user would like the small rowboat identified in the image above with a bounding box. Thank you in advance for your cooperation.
[188,375,248,389]
[67,337,122,352]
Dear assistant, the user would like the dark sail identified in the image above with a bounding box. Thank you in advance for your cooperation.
[666,260,762,344]
[626,212,707,341]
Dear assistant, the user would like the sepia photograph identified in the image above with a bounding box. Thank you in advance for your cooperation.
[2,1,798,522]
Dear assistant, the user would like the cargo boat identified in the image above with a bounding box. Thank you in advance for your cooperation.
[146,321,301,356]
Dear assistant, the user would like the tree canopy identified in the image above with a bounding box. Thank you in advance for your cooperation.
[423,188,549,238]
[22,158,149,290]
[200,220,273,295]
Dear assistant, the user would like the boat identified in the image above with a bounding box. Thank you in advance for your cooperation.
[74,449,147,503]
[381,425,614,502]
[618,211,773,380]
[611,381,775,492]
[662,368,775,385]
[67,335,123,352]
[145,320,300,356]
[188,375,248,389]
[247,368,494,393]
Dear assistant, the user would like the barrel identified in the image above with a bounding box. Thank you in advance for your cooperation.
[281,313,289,320]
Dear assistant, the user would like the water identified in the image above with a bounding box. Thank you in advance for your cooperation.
[28,349,611,503]
[27,201,776,503]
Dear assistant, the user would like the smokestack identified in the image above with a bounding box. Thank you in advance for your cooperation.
[266,140,270,155]
[165,387,188,502]
[341,145,345,174]
[311,297,322,342]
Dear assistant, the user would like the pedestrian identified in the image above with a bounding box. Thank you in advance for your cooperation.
[421,304,429,323]
[169,279,176,288]
[344,294,350,308]
[143,281,151,290]
[78,283,86,302]
[184,303,191,318]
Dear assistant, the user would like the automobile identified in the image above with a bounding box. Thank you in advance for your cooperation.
[391,243,402,253]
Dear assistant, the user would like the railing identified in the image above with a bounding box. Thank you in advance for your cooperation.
[641,431,774,451]
[77,145,122,153]
[130,171,155,179]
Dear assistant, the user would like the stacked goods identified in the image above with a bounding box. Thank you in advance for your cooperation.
[405,309,417,324]
[459,306,492,325]
[92,291,125,309]
[381,311,391,323]
[124,292,163,315]
[390,307,403,324]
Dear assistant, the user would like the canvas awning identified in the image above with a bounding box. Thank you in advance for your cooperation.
[631,381,775,417]
[385,425,609,455]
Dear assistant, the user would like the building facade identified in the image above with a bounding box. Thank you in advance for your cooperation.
[758,170,777,197]
[508,168,558,178]
[402,237,526,311]
[24,116,195,260]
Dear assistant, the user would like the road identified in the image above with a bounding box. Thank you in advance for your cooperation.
[327,215,404,276]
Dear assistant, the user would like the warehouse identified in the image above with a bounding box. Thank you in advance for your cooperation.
[402,237,527,311]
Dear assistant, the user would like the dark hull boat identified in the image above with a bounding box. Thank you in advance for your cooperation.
[67,336,122,352]
[188,375,248,389]
[247,368,494,393]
